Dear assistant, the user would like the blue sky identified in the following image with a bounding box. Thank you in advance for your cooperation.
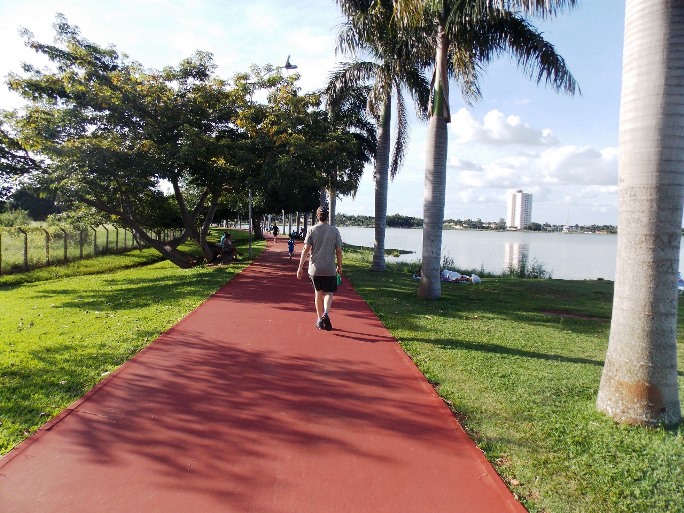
[0,0,625,225]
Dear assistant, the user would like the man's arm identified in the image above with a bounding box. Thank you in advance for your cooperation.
[297,244,312,279]
[335,246,343,275]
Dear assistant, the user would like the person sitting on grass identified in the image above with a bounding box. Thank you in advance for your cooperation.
[219,232,240,262]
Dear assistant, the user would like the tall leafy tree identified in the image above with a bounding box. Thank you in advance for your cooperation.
[6,16,243,267]
[596,0,683,426]
[329,0,431,270]
[392,0,578,298]
[233,66,324,239]
[0,120,40,200]
[235,65,375,235]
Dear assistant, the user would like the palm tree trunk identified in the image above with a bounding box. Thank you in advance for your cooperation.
[419,23,450,300]
[596,0,683,426]
[372,96,392,272]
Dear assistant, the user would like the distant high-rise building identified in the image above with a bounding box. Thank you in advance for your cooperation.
[507,190,533,229]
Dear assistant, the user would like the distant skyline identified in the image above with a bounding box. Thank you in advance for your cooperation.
[0,0,626,225]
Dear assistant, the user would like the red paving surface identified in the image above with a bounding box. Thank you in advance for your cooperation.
[0,240,527,513]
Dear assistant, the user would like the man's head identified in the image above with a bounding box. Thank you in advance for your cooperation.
[317,206,329,223]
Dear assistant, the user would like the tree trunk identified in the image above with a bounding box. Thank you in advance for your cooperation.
[127,220,197,268]
[251,215,263,239]
[596,0,683,426]
[419,24,450,300]
[77,193,198,268]
[329,188,337,226]
[372,96,392,272]
[199,190,220,263]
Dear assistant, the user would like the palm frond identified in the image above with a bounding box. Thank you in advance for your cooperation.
[488,0,579,18]
[397,63,431,119]
[475,10,580,95]
[444,7,579,98]
[325,60,382,109]
[390,89,409,179]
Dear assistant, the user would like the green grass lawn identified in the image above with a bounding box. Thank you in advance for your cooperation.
[2,239,682,512]
[0,230,264,454]
[343,246,684,513]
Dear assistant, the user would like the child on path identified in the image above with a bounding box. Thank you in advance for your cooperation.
[287,237,295,259]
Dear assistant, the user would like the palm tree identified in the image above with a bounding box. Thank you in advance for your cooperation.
[329,0,431,271]
[596,0,683,426]
[321,84,378,226]
[393,0,578,298]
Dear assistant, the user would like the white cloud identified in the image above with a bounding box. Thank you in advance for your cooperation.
[538,145,618,185]
[451,108,558,146]
[432,108,621,224]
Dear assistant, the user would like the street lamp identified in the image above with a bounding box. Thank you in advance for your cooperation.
[283,55,298,70]
[247,55,297,256]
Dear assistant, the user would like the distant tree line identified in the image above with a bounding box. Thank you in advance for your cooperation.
[335,213,423,228]
[335,214,618,234]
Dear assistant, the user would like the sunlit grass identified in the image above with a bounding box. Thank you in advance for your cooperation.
[0,230,264,454]
[344,245,684,513]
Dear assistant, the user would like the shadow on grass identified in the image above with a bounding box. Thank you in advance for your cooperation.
[414,336,606,368]
[345,264,684,379]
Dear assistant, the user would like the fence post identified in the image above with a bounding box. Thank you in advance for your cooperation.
[61,228,68,262]
[103,225,109,254]
[18,227,28,271]
[43,228,50,266]
[115,227,119,251]
[91,226,97,255]
[79,230,84,259]
[123,228,127,250]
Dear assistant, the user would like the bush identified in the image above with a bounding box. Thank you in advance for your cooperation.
[504,253,553,279]
[0,209,32,227]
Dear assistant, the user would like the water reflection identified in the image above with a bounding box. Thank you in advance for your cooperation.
[504,242,529,271]
[338,227,622,280]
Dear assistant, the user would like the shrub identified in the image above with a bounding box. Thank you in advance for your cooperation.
[0,209,32,227]
[504,253,553,279]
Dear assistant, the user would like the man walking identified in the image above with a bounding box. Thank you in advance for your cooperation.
[296,206,343,331]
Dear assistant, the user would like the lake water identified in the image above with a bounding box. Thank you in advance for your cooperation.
[337,227,627,280]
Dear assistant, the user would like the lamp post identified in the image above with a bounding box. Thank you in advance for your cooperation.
[245,56,297,258]
[282,55,298,71]
[248,188,253,258]
[250,56,298,92]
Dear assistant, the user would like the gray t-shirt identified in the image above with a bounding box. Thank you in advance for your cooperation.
[304,222,342,276]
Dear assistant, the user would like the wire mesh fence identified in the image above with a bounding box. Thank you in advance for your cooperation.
[0,225,180,275]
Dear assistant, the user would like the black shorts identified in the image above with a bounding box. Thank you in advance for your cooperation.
[310,275,337,293]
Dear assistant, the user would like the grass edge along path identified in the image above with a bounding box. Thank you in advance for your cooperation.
[0,231,264,454]
[342,246,684,513]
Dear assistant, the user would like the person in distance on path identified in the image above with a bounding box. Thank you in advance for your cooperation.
[287,236,295,259]
[296,206,343,331]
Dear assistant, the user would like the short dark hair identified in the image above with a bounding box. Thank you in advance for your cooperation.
[317,206,329,222]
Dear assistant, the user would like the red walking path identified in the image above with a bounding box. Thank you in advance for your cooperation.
[0,241,526,513]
